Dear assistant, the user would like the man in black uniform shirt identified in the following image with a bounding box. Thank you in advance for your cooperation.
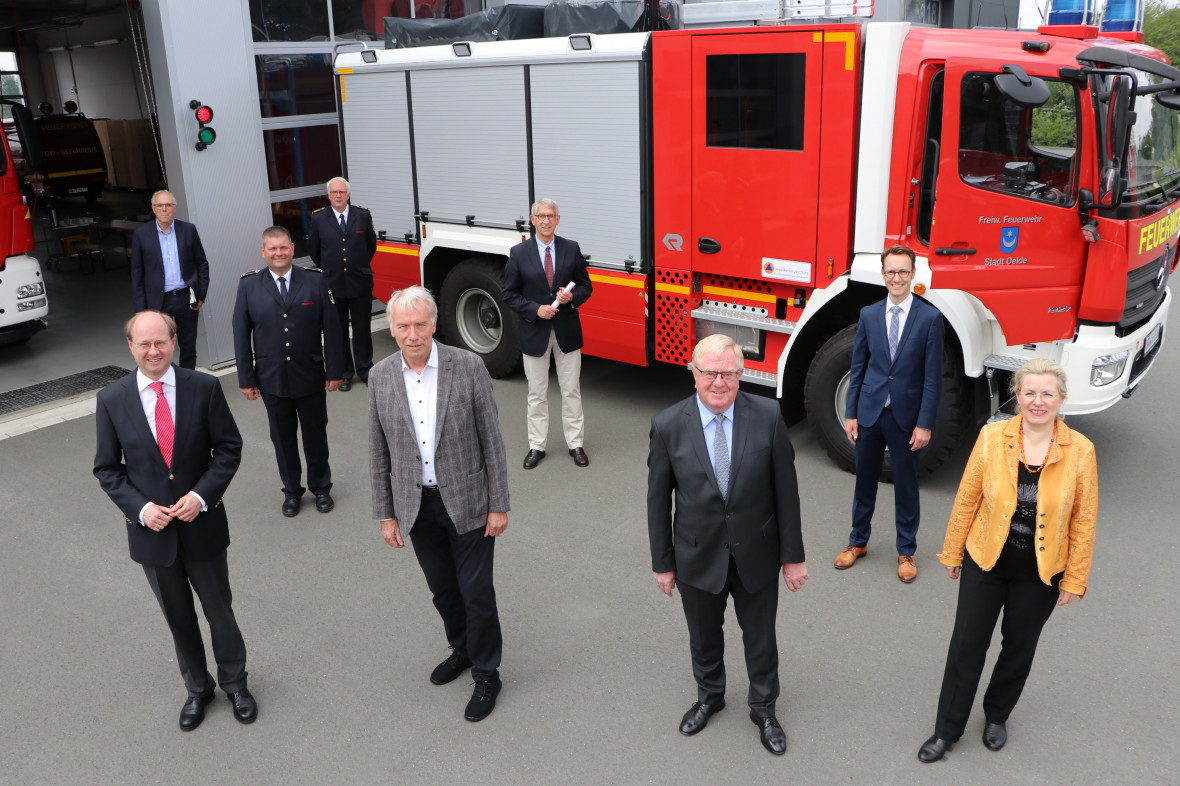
[307,177,378,392]
[232,226,344,517]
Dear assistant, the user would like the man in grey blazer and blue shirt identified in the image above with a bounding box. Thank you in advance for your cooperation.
[648,334,809,756]
[369,285,510,722]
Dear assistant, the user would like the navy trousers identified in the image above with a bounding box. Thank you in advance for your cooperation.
[261,389,331,497]
[850,407,922,555]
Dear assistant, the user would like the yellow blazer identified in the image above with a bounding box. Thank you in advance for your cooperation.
[937,414,1097,597]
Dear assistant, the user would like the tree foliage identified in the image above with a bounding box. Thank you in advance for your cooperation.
[1143,0,1180,67]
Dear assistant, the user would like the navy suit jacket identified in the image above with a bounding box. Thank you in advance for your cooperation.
[130,219,210,311]
[232,265,344,399]
[501,235,592,356]
[648,392,805,595]
[93,367,242,568]
[845,296,944,433]
[306,205,377,299]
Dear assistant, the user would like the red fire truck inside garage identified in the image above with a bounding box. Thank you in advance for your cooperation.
[335,20,1177,473]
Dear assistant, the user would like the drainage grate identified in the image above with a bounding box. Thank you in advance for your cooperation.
[0,365,131,417]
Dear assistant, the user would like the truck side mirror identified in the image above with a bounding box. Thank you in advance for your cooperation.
[994,64,1050,108]
[4,101,43,172]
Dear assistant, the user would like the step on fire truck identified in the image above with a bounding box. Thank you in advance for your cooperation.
[334,0,1177,474]
[0,101,47,346]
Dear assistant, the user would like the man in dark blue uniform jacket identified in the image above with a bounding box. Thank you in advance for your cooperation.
[835,245,944,583]
[232,226,343,517]
[94,310,255,731]
[306,177,378,391]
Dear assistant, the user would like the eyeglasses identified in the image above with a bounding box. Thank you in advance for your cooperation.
[1019,391,1058,401]
[532,213,558,222]
[133,340,172,350]
[329,190,349,196]
[883,269,913,279]
[693,368,741,382]
[152,203,177,209]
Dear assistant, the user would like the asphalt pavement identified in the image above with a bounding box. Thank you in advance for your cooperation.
[1,322,1177,785]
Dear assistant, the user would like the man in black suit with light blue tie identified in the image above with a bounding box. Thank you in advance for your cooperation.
[835,244,944,583]
[130,190,210,369]
[648,334,808,756]
[94,310,255,732]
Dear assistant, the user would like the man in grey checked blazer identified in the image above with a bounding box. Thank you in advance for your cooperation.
[369,285,510,722]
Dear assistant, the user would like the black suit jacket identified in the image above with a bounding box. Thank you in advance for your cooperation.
[130,219,210,311]
[306,206,378,300]
[845,297,944,433]
[648,392,805,595]
[232,265,345,399]
[501,235,592,356]
[93,367,242,568]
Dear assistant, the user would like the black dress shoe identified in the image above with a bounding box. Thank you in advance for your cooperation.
[983,721,1007,751]
[569,447,589,467]
[339,378,352,392]
[282,496,301,517]
[430,650,473,685]
[750,711,786,755]
[679,699,725,735]
[179,690,214,731]
[918,734,952,762]
[227,687,258,724]
[315,492,334,513]
[464,677,502,722]
[522,449,546,470]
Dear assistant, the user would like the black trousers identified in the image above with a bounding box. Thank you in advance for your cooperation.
[162,289,199,370]
[335,295,374,382]
[142,548,247,696]
[678,557,780,716]
[934,550,1060,740]
[261,390,331,497]
[409,493,502,680]
[851,407,922,555]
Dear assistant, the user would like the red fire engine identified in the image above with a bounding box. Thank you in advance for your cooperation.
[0,101,47,345]
[334,14,1177,472]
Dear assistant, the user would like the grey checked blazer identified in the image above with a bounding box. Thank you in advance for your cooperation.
[369,342,510,535]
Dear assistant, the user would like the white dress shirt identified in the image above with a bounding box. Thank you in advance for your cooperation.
[134,367,206,523]
[402,342,440,487]
[884,293,914,342]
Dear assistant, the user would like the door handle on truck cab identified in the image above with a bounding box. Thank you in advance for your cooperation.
[699,237,721,254]
[935,247,976,255]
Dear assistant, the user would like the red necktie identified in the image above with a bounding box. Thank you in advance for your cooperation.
[150,381,174,469]
[544,245,554,289]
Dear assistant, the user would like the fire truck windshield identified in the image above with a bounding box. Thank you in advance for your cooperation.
[1124,68,1180,213]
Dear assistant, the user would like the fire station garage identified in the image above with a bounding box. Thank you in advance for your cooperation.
[0,0,1019,415]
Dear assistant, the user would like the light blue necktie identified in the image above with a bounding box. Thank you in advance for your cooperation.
[713,414,729,500]
[888,305,902,361]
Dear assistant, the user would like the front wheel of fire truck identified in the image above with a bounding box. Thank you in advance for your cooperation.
[803,324,971,481]
[439,258,523,378]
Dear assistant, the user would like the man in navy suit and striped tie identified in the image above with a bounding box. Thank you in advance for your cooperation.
[835,245,944,583]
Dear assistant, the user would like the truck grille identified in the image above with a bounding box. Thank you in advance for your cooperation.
[1119,251,1171,334]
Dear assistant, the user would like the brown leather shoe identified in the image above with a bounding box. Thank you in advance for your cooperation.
[834,546,867,569]
[898,555,917,583]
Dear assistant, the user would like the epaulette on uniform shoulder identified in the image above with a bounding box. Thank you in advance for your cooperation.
[353,204,369,211]
[311,206,326,214]
[306,266,323,273]
[241,268,263,278]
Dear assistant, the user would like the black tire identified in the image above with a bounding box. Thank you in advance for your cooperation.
[803,323,971,480]
[438,258,522,378]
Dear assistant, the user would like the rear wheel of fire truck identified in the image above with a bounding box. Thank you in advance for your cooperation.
[439,258,522,378]
[803,324,970,480]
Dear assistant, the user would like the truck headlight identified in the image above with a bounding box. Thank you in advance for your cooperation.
[17,297,47,311]
[16,282,44,298]
[1090,351,1129,386]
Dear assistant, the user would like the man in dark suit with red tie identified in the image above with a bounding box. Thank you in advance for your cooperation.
[306,177,378,391]
[94,310,255,732]
[130,190,210,369]
[501,198,593,470]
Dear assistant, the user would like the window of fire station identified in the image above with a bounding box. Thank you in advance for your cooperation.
[706,53,805,150]
[0,52,26,122]
[958,73,1078,205]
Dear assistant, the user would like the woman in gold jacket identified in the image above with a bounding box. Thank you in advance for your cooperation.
[918,358,1097,763]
